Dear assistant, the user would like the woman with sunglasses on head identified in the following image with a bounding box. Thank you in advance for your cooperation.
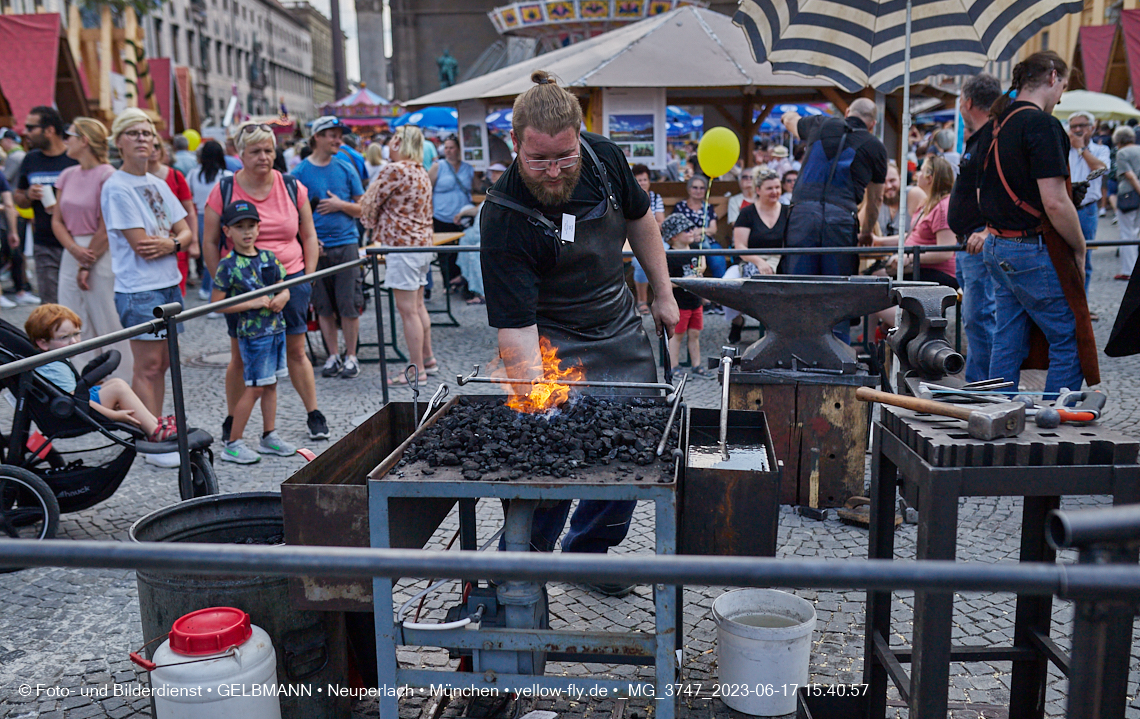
[203,121,327,442]
[100,109,194,467]
[148,138,199,296]
[429,134,474,294]
[50,118,133,378]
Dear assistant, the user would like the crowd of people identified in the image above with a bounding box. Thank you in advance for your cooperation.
[0,105,504,467]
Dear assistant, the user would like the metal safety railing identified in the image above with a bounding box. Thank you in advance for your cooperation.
[3,238,1136,484]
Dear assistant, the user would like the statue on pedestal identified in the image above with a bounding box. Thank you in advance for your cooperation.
[437,49,458,89]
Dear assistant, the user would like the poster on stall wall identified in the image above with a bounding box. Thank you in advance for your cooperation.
[457,100,489,171]
[110,73,129,115]
[602,87,666,170]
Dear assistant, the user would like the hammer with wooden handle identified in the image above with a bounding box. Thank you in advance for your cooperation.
[855,387,1026,441]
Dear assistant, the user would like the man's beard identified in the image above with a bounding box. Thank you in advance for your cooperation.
[25,134,48,151]
[522,163,582,207]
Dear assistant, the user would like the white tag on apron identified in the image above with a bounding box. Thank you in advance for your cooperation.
[561,213,576,243]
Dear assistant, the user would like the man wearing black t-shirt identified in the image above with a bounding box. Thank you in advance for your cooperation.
[974,53,1089,394]
[14,106,77,305]
[782,98,888,280]
[480,72,677,595]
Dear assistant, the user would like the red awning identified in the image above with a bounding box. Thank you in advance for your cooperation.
[149,58,175,139]
[1122,10,1140,107]
[1079,25,1117,93]
[0,14,62,132]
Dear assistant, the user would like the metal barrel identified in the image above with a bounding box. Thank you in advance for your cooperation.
[129,492,350,719]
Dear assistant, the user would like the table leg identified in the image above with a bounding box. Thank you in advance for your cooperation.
[909,467,960,719]
[1008,495,1057,719]
[864,423,898,719]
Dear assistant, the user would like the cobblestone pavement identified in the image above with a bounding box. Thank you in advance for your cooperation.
[1,220,1139,718]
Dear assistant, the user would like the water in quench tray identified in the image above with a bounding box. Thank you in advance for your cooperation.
[687,444,770,471]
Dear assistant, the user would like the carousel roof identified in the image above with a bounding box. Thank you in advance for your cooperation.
[332,86,390,107]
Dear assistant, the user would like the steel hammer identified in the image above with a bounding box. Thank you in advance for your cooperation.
[856,387,1026,441]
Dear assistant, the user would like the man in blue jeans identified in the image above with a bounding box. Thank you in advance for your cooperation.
[973,52,1088,395]
[949,73,1001,383]
[1066,111,1109,296]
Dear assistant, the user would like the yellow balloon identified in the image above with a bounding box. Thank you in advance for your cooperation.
[16,205,33,220]
[182,129,201,152]
[697,127,741,179]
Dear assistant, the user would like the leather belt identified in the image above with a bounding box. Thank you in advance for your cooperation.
[988,226,1044,241]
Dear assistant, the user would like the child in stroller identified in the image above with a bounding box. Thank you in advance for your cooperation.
[26,304,178,443]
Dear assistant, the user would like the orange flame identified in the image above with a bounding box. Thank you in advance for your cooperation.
[505,337,586,414]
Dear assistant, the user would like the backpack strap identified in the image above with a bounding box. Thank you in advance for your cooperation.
[983,105,1043,220]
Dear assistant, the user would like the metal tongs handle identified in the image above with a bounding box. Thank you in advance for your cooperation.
[718,347,737,461]
[656,372,687,457]
[457,365,678,402]
[419,384,450,428]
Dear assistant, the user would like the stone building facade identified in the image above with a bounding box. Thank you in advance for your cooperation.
[285,1,345,108]
[141,0,316,126]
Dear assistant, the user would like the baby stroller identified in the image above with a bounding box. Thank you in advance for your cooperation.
[0,319,217,541]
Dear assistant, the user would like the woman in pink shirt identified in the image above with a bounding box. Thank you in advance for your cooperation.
[50,117,132,376]
[202,122,328,442]
[875,155,959,331]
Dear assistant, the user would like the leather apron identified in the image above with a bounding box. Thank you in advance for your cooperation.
[485,140,657,389]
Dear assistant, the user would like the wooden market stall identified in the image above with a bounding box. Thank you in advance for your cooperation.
[0,13,89,130]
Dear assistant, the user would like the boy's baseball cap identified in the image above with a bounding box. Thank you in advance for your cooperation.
[0,129,19,142]
[311,115,344,135]
[221,200,260,226]
[661,212,696,242]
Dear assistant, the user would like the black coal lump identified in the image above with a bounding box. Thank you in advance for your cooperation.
[398,394,679,480]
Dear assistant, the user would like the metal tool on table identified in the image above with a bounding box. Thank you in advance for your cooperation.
[718,346,737,461]
[918,383,1107,429]
[855,387,1026,441]
[419,384,450,428]
[405,364,420,422]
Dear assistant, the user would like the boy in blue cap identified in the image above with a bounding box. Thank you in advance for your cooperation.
[211,200,297,463]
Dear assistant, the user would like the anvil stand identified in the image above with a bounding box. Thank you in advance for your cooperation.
[672,276,959,509]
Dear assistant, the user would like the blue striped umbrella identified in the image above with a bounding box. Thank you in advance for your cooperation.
[733,0,1083,94]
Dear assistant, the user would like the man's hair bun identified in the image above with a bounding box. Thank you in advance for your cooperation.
[531,70,557,85]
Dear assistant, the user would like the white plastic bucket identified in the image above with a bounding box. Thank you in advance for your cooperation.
[149,607,282,719]
[712,588,816,716]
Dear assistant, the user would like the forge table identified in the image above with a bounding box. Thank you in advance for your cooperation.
[864,405,1140,719]
[369,470,679,719]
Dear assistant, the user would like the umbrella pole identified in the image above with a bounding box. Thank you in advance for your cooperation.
[896,0,912,282]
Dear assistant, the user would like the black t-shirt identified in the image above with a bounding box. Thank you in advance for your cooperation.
[480,132,651,329]
[667,245,703,311]
[947,127,988,237]
[791,115,888,209]
[17,149,79,249]
[977,101,1070,232]
[734,203,789,250]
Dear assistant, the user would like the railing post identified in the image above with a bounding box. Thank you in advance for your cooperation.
[155,302,192,498]
[373,253,389,405]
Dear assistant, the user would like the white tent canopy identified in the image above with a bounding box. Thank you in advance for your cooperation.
[1052,90,1140,122]
[406,6,837,107]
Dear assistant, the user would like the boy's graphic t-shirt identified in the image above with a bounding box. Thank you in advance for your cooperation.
[213,249,287,338]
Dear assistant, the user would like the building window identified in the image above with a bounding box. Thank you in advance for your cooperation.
[227,46,233,76]
[171,25,180,63]
[217,41,223,74]
[153,19,163,58]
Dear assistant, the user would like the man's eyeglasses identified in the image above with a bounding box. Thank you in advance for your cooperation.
[24,124,41,132]
[522,153,579,172]
[1070,123,1091,130]
[122,129,155,141]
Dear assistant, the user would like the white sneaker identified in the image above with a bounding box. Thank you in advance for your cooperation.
[144,451,181,468]
[198,287,210,301]
[207,311,222,319]
[0,295,16,309]
[14,291,40,305]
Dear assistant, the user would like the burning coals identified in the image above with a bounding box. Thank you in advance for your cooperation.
[395,395,680,481]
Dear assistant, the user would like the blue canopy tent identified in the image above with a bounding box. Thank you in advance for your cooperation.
[391,106,459,130]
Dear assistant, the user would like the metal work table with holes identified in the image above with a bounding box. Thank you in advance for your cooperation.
[367,401,680,719]
[864,405,1140,719]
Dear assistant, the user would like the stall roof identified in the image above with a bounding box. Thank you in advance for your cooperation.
[406,5,836,107]
[0,13,88,130]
